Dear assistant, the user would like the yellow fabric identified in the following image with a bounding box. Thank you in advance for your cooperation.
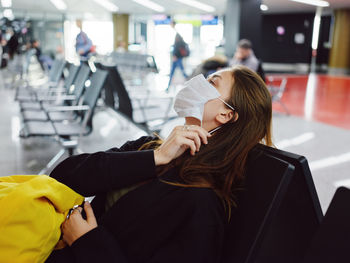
[0,175,84,263]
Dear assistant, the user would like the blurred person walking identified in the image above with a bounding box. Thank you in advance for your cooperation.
[75,20,95,60]
[167,21,189,91]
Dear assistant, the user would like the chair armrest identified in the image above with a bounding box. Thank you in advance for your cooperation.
[47,87,67,93]
[38,95,76,102]
[46,105,90,112]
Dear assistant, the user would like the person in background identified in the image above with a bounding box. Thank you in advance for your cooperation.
[31,39,53,70]
[75,20,94,60]
[229,39,259,72]
[0,33,3,59]
[190,55,228,79]
[116,41,127,53]
[6,28,19,60]
[167,21,189,91]
[31,39,42,62]
[229,39,266,81]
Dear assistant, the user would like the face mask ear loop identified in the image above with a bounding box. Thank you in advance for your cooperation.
[217,97,235,112]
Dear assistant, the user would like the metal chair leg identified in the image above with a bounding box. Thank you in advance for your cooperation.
[38,149,66,175]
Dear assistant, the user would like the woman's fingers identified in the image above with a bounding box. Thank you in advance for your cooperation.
[180,137,197,155]
[182,131,201,151]
[84,202,97,226]
[178,125,211,145]
[154,125,211,166]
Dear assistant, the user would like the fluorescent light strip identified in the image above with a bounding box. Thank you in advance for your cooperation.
[3,8,13,19]
[49,0,67,11]
[289,0,329,7]
[311,6,322,49]
[132,0,165,12]
[175,0,215,12]
[93,0,119,12]
[275,132,315,149]
[310,151,350,171]
[1,0,12,8]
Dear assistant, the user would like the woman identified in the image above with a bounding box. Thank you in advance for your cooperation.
[47,66,272,263]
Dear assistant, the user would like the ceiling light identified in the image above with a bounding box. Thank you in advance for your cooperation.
[132,0,165,12]
[1,0,12,8]
[3,8,14,19]
[289,0,329,7]
[260,4,268,11]
[175,0,215,12]
[93,0,119,12]
[49,0,67,11]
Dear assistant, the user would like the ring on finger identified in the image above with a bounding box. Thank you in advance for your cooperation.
[182,125,190,131]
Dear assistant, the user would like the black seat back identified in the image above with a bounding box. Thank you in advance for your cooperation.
[96,63,133,119]
[81,69,108,131]
[222,148,294,263]
[64,64,80,94]
[302,187,350,263]
[71,64,91,100]
[48,59,66,83]
[256,145,323,263]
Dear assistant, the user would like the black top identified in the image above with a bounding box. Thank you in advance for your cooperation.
[47,136,226,263]
[173,33,187,59]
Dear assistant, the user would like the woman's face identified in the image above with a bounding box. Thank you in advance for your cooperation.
[201,69,235,131]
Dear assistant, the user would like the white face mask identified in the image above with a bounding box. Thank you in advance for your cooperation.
[173,74,235,125]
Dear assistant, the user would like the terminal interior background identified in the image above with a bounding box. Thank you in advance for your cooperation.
[0,0,350,214]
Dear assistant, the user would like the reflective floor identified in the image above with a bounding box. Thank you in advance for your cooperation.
[271,74,350,130]
[1,68,350,214]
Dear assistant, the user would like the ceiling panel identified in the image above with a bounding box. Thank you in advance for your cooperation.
[263,0,350,13]
[4,0,350,18]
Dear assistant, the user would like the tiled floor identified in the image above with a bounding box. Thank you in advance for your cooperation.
[1,68,350,213]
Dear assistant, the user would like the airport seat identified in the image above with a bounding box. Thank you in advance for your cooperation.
[222,147,295,263]
[15,59,66,101]
[302,187,350,263]
[20,64,91,122]
[254,145,323,263]
[20,69,108,174]
[266,76,289,115]
[19,64,81,111]
[96,63,176,133]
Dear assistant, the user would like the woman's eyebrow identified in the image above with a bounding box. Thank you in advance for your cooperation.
[212,74,222,79]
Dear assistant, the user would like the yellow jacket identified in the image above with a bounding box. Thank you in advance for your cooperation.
[0,175,84,263]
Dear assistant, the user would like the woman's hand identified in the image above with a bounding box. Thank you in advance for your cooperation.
[62,201,98,246]
[154,125,211,166]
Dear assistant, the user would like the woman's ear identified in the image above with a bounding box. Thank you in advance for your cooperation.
[215,110,237,124]
[233,112,239,122]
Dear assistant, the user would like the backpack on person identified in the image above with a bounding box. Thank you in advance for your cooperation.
[179,42,190,58]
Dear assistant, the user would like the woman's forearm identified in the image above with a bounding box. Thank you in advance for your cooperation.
[50,150,157,196]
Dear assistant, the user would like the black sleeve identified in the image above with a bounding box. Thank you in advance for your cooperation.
[50,136,157,196]
[70,226,127,263]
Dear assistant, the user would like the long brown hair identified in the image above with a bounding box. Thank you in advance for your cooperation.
[140,66,272,215]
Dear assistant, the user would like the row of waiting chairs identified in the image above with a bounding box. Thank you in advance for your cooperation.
[224,144,349,263]
[11,55,349,262]
[16,59,108,174]
[95,62,177,133]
